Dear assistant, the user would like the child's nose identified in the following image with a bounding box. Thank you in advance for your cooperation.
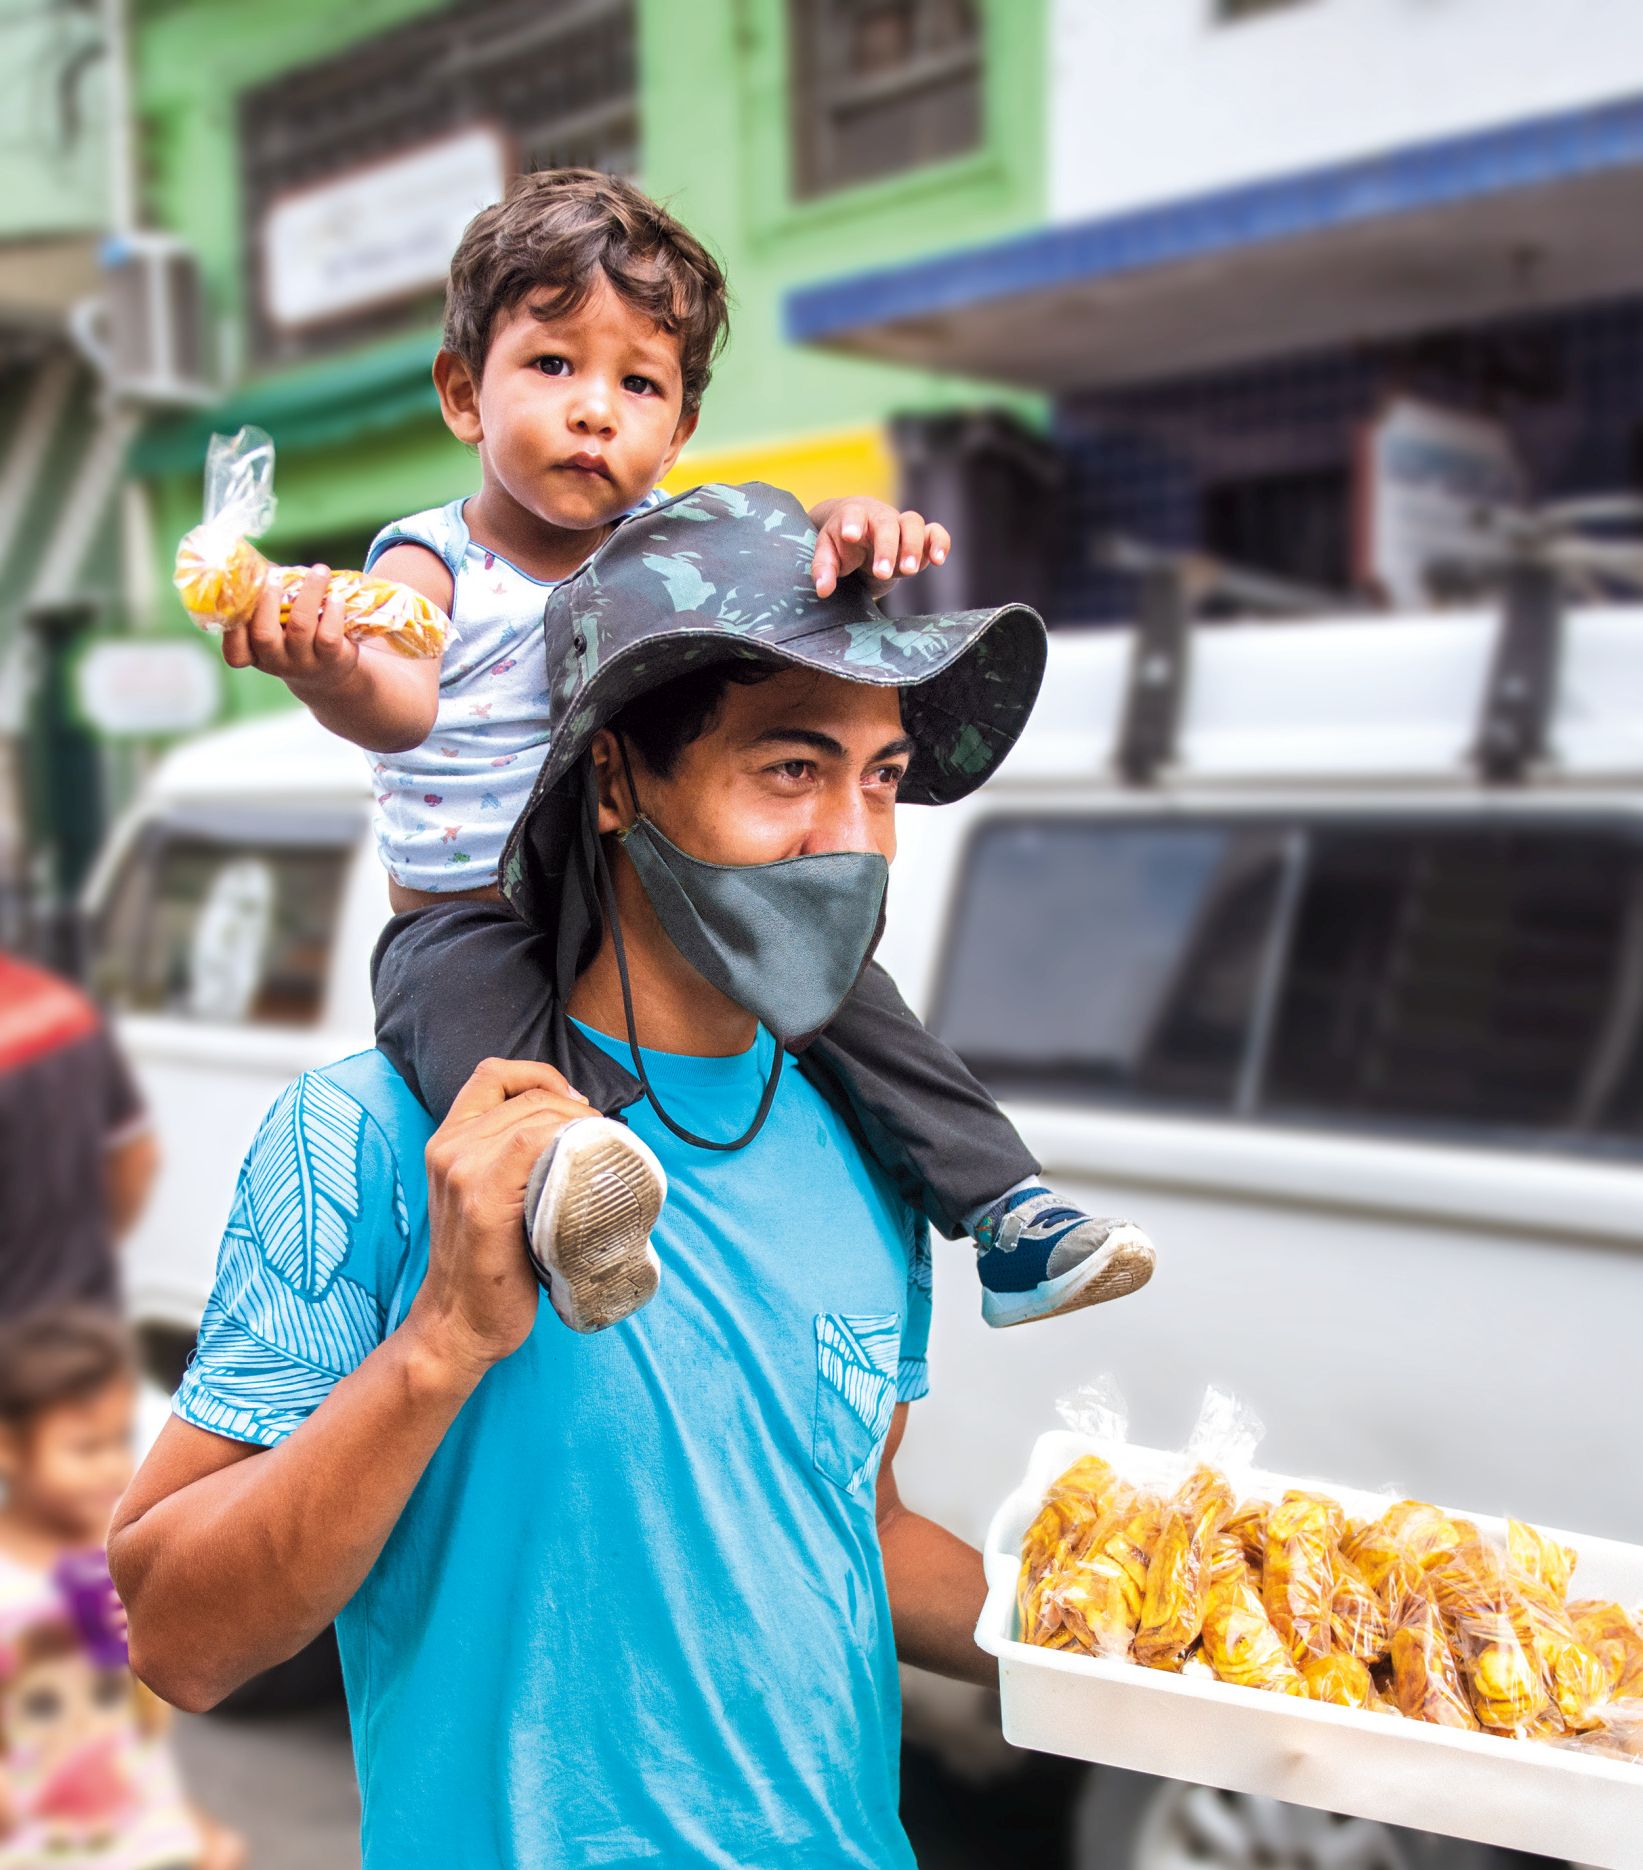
[569,383,617,435]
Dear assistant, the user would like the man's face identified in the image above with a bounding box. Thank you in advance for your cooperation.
[608,670,912,868]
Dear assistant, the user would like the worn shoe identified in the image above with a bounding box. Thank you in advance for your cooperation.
[524,1117,666,1333]
[974,1187,1155,1329]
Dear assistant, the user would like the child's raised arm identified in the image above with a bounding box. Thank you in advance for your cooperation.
[220,543,450,754]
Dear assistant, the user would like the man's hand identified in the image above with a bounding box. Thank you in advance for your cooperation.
[409,1059,594,1390]
[220,565,359,697]
[809,498,951,600]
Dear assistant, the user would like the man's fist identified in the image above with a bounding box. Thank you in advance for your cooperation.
[412,1059,594,1387]
[808,498,951,600]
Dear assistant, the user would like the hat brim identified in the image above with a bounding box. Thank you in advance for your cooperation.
[500,597,1045,940]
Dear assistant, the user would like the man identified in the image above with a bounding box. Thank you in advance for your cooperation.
[0,953,158,1319]
[110,485,1047,1869]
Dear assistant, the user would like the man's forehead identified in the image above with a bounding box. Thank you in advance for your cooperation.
[718,668,905,744]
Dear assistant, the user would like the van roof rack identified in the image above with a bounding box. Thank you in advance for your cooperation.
[1097,534,1357,784]
[1457,495,1643,784]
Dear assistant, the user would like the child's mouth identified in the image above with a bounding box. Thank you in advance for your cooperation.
[559,455,613,480]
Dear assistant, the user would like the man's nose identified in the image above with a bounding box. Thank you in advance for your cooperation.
[803,784,880,856]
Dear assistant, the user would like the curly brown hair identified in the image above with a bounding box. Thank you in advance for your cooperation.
[443,168,730,416]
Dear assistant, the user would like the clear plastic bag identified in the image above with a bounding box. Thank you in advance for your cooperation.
[173,427,447,659]
[1012,1378,1626,1753]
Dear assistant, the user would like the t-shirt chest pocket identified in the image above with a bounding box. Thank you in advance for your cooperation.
[812,1311,901,1496]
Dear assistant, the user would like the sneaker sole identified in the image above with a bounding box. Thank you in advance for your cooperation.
[981,1224,1156,1330]
[527,1117,666,1334]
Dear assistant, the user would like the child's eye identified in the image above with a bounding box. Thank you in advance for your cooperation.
[622,374,659,396]
[534,355,571,376]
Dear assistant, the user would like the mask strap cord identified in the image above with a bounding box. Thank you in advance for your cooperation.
[592,813,784,1153]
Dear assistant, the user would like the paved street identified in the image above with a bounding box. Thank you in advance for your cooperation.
[174,1706,361,1869]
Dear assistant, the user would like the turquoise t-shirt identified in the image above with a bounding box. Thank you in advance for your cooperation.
[175,1024,932,1869]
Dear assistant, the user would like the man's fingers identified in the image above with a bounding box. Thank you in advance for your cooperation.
[444,1056,589,1125]
[446,1086,594,1153]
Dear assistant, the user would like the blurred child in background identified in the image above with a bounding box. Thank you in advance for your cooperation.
[0,1309,243,1869]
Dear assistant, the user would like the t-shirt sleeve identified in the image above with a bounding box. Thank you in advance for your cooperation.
[898,1215,933,1404]
[175,1070,409,1449]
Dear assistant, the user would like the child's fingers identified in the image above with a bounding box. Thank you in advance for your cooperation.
[283,564,331,660]
[244,581,286,668]
[868,510,901,584]
[925,522,951,568]
[895,510,927,578]
[811,530,840,599]
[311,576,353,665]
[220,623,252,669]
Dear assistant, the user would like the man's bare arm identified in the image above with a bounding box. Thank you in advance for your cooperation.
[109,1059,592,1712]
[875,1404,991,1686]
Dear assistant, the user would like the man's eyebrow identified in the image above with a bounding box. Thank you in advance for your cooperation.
[747,727,916,762]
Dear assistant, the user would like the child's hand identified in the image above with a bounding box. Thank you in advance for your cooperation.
[220,564,361,697]
[808,498,950,600]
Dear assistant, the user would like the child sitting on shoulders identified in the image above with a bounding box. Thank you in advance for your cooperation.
[213,167,1154,1339]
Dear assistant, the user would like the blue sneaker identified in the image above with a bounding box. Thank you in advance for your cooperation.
[973,1188,1155,1329]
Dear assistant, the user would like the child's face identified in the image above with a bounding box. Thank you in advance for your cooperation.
[0,1381,137,1542]
[453,272,697,531]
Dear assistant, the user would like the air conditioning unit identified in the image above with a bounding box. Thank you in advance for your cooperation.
[69,231,217,408]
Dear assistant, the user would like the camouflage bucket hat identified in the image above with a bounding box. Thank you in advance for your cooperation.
[500,479,1046,941]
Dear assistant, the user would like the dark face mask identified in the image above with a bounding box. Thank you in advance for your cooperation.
[594,743,889,1152]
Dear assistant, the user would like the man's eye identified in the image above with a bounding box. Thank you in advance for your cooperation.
[623,374,658,395]
[534,355,571,376]
[870,765,906,788]
[770,761,812,781]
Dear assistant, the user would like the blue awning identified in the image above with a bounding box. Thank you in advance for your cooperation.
[786,91,1643,391]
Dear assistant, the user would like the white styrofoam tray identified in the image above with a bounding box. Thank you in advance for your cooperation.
[976,1430,1643,1869]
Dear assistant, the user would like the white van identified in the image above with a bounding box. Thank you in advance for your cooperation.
[88,611,1643,1869]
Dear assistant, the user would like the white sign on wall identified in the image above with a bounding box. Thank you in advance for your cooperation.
[77,639,221,736]
[1354,397,1525,609]
[261,125,509,331]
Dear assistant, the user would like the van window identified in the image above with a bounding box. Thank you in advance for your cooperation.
[1264,827,1640,1143]
[934,814,1643,1158]
[931,819,1287,1109]
[93,806,362,1027]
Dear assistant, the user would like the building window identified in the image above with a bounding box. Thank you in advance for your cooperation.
[1201,464,1351,596]
[789,0,983,202]
[239,0,637,369]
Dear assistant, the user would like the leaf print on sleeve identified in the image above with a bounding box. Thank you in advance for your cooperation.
[241,1074,365,1299]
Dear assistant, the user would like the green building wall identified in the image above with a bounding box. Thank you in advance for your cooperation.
[131,0,1045,720]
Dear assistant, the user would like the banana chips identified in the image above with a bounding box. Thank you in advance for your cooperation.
[1017,1399,1643,1759]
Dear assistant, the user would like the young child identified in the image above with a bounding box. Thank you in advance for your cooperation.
[0,1309,244,1869]
[219,166,1155,1335]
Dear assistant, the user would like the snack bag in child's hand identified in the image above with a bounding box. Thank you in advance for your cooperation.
[174,427,447,659]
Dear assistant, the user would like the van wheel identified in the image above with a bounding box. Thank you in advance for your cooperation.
[1071,1770,1535,1870]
